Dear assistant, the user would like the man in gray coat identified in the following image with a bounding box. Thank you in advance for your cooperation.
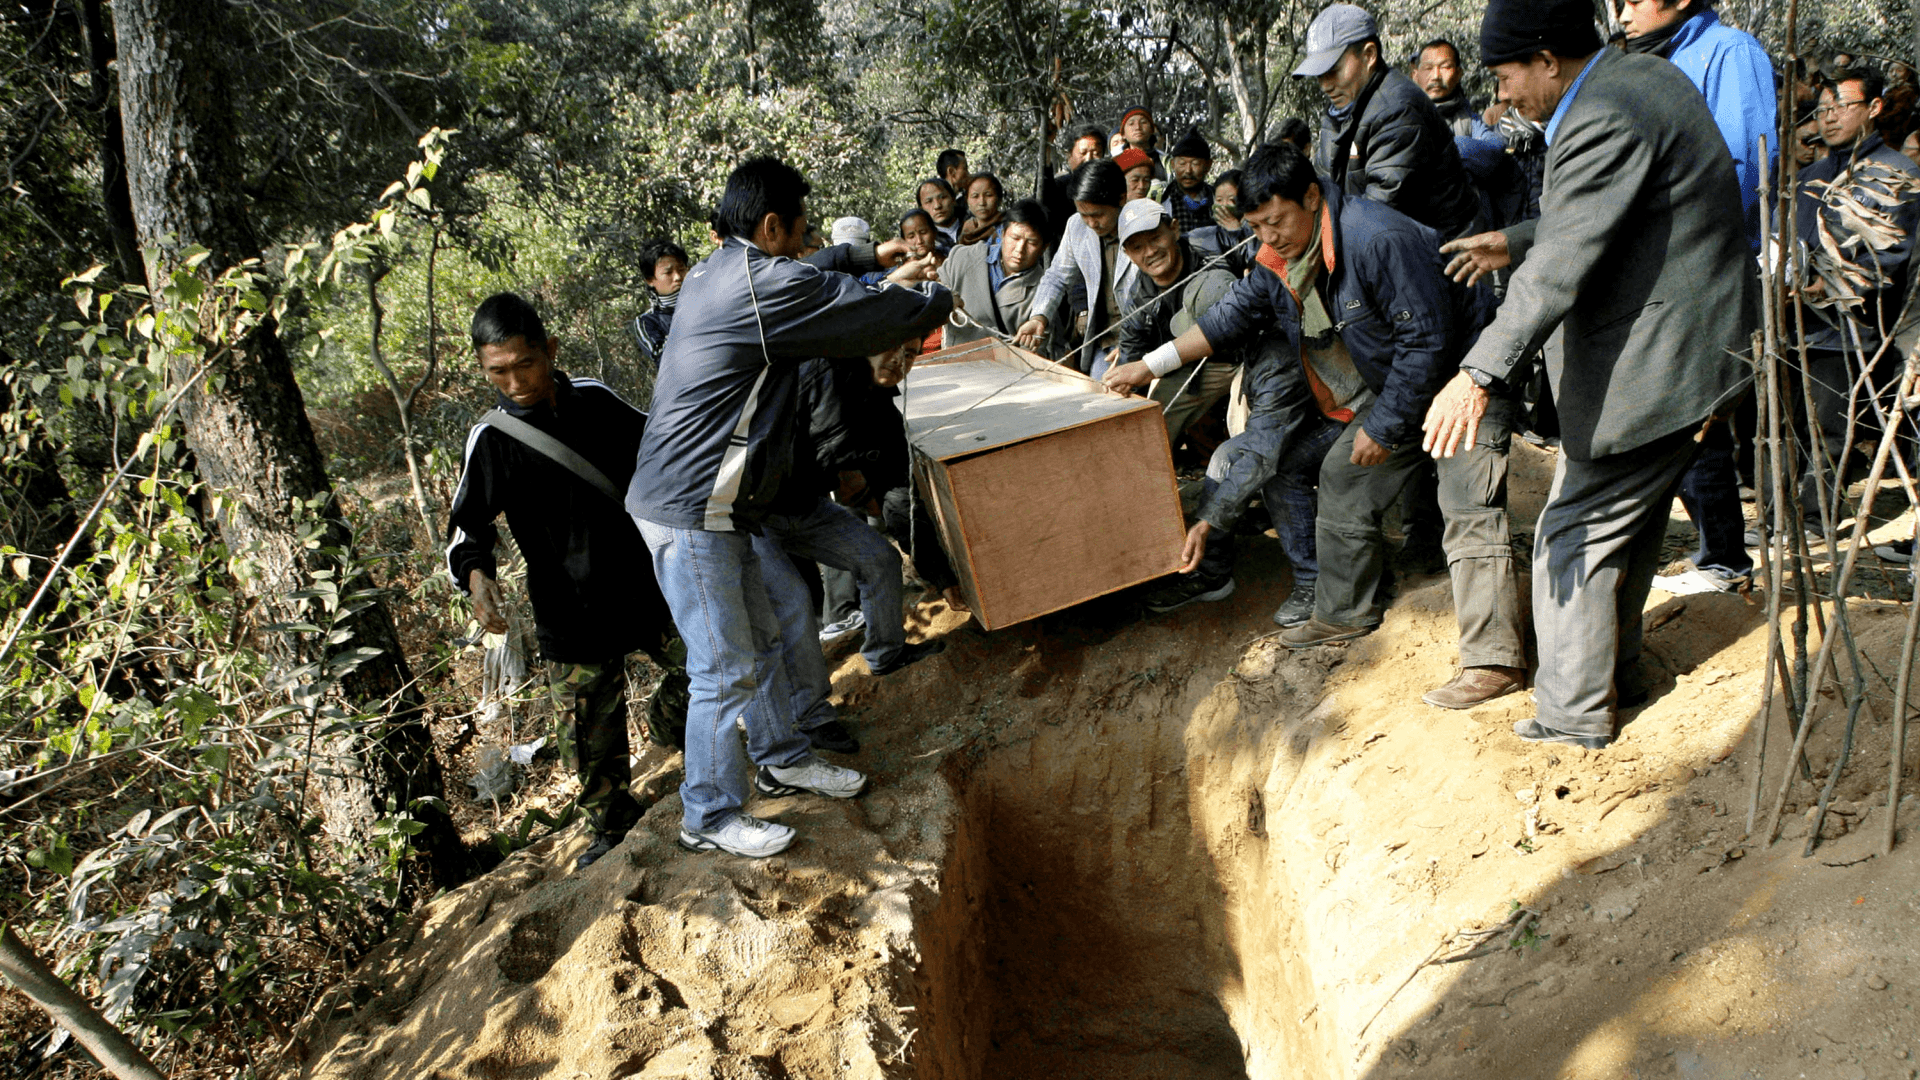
[943,199,1052,352]
[1423,0,1757,750]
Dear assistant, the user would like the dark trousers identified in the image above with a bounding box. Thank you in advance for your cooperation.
[1676,423,1752,576]
[547,658,642,838]
[1197,415,1345,584]
[1532,428,1697,737]
[1799,347,1905,528]
[1315,398,1526,669]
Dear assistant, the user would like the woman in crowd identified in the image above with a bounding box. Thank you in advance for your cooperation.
[1114,147,1156,203]
[917,177,962,246]
[958,172,1006,245]
[898,208,943,261]
[944,199,1053,351]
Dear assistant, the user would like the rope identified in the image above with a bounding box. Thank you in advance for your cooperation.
[920,232,1256,442]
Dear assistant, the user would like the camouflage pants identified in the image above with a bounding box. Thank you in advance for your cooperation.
[546,659,643,839]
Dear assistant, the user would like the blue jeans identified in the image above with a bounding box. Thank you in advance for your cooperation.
[635,519,814,833]
[756,498,906,728]
[1197,416,1344,583]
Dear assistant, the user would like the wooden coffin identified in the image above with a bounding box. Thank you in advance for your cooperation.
[898,338,1185,630]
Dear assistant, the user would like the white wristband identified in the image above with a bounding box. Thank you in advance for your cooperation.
[1145,341,1183,378]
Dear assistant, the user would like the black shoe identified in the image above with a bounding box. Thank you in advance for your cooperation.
[575,832,620,871]
[1143,573,1236,614]
[804,719,860,754]
[1271,581,1316,627]
[869,639,946,676]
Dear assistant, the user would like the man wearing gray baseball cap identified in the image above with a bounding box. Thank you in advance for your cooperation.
[1295,3,1481,243]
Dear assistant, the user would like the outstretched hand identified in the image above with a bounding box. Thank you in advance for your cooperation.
[1102,360,1154,395]
[1178,520,1213,574]
[1422,370,1490,459]
[875,237,910,268]
[1013,316,1047,349]
[1440,231,1511,287]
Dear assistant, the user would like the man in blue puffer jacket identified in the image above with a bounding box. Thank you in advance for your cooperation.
[1107,142,1527,711]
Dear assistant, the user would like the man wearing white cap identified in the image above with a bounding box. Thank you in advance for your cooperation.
[1295,2,1482,242]
[1110,198,1249,443]
[830,216,872,248]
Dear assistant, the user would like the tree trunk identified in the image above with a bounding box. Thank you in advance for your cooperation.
[111,0,472,889]
[0,925,166,1080]
[74,0,141,284]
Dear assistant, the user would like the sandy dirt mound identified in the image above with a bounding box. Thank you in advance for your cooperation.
[292,442,1920,1080]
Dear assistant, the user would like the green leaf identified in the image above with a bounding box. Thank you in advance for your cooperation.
[405,187,432,211]
[379,179,406,203]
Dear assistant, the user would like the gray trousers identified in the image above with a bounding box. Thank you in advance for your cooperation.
[1315,397,1526,669]
[1531,427,1697,737]
[1151,359,1239,445]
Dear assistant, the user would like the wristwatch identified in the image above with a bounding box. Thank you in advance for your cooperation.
[1464,367,1502,391]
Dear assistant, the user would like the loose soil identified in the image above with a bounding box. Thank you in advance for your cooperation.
[289,441,1920,1080]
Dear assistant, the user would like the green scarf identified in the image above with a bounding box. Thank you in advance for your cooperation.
[1289,212,1333,342]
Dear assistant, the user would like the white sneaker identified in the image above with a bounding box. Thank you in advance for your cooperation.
[756,760,868,799]
[1652,567,1746,595]
[678,813,796,857]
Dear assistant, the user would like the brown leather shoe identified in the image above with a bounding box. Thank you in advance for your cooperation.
[1422,665,1527,710]
[1278,617,1374,649]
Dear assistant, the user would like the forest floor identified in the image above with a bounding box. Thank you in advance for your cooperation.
[285,440,1920,1080]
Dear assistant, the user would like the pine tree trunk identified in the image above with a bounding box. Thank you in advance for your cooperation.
[112,0,472,889]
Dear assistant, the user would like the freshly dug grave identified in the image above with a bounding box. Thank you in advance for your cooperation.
[292,442,1920,1080]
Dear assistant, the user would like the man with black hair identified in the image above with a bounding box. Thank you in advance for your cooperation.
[1414,39,1497,141]
[629,156,952,858]
[1296,4,1483,242]
[448,292,688,871]
[1163,128,1216,234]
[1275,117,1313,150]
[1042,122,1109,248]
[1018,158,1138,377]
[1791,67,1920,541]
[946,198,1053,349]
[633,239,689,370]
[1426,0,1757,749]
[936,148,972,216]
[1106,141,1527,709]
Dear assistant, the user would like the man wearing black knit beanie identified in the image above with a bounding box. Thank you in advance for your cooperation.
[1420,0,1757,751]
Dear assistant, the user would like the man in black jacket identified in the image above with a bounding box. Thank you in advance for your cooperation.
[447,292,686,870]
[1297,3,1484,242]
[1793,67,1920,532]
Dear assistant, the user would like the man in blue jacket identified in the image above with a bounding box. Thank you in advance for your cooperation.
[1107,141,1527,710]
[1621,0,1775,598]
[628,157,952,858]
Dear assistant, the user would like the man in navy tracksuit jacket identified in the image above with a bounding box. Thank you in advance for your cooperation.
[627,157,952,858]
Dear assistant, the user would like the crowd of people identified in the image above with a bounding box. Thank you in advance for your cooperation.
[445,0,1920,863]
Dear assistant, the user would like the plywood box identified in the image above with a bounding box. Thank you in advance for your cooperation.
[898,338,1185,630]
